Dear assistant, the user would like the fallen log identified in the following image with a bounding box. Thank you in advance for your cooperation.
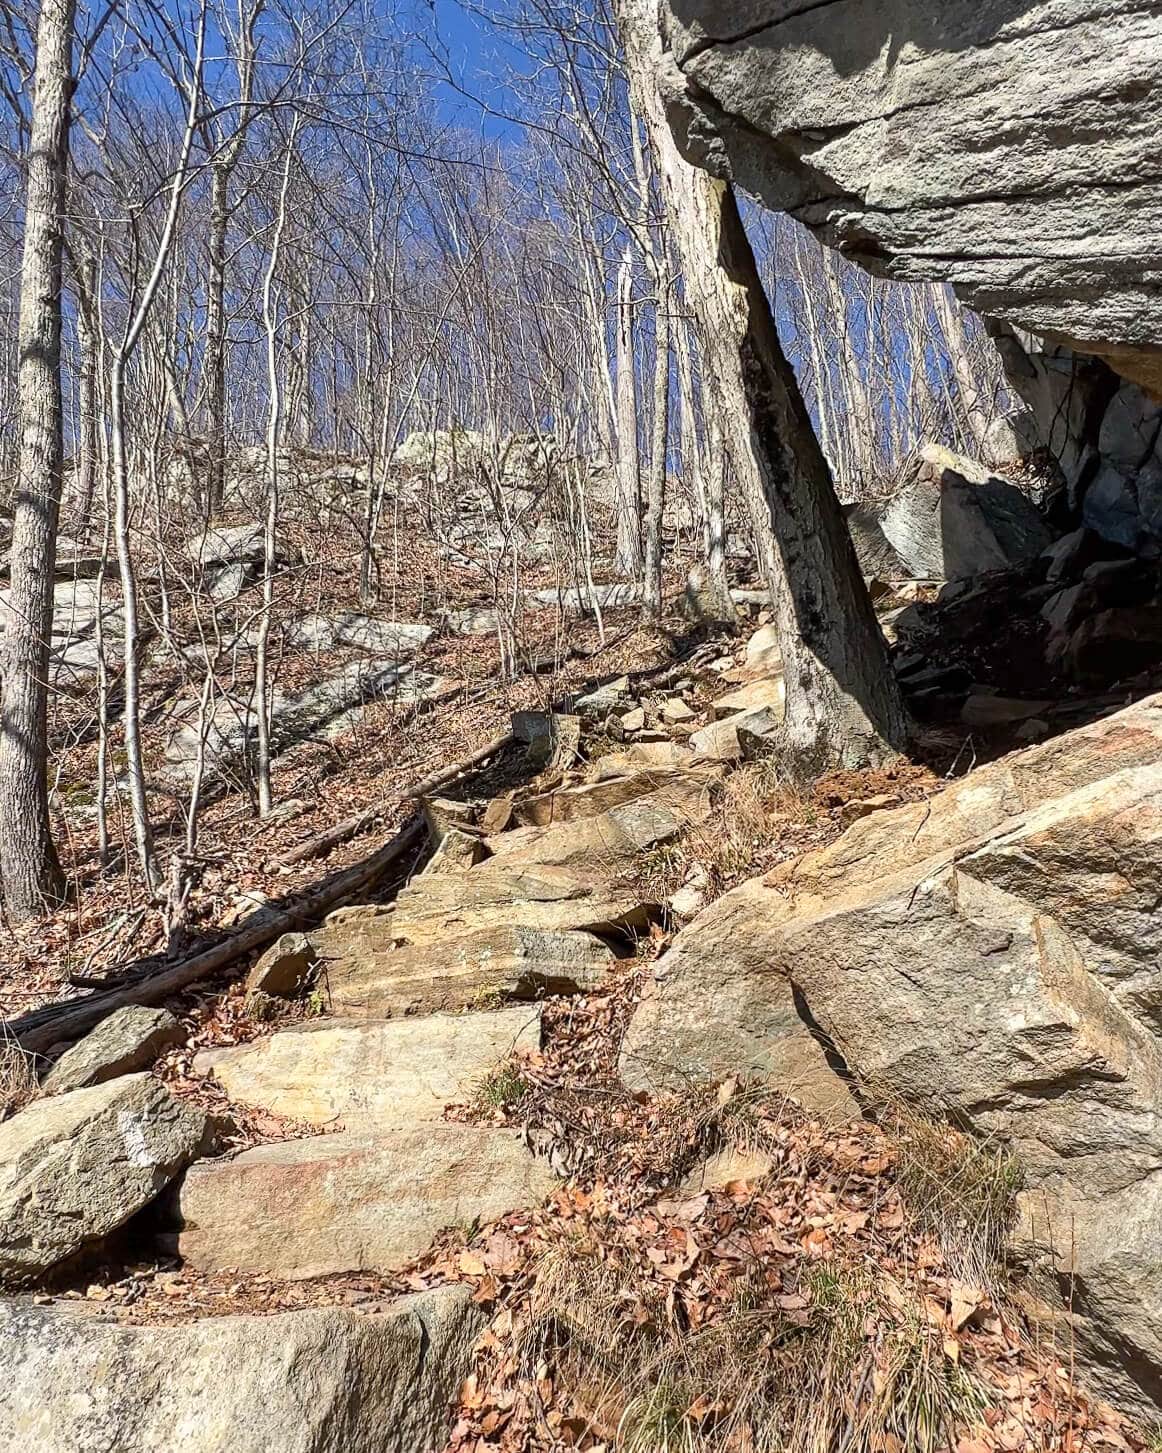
[9,817,425,1055]
[277,729,515,868]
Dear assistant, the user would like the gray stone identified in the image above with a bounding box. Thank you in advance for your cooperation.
[1099,382,1162,474]
[662,2,1162,394]
[574,675,631,716]
[620,693,1162,1420]
[283,613,433,656]
[0,1075,206,1281]
[0,1287,483,1453]
[194,1005,542,1127]
[246,932,317,998]
[179,1124,556,1278]
[42,1008,183,1095]
[185,522,266,565]
[1083,464,1141,549]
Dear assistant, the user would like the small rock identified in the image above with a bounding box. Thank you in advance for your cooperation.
[838,793,902,827]
[42,1007,184,1095]
[246,933,318,999]
[619,707,646,733]
[574,675,629,717]
[480,795,514,834]
[422,827,482,876]
[660,698,696,725]
[423,797,477,846]
[1015,717,1051,741]
[961,695,1056,728]
[744,623,782,675]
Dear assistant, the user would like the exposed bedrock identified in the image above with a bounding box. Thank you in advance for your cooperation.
[662,2,1162,532]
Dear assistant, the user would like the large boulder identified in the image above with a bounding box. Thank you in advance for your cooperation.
[178,1125,556,1279]
[0,1075,206,1281]
[620,693,1162,1419]
[0,1286,483,1453]
[195,1005,543,1126]
[661,2,1162,395]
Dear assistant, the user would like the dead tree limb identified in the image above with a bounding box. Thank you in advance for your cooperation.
[9,817,424,1053]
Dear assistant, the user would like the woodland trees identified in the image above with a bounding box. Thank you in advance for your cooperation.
[0,0,1019,920]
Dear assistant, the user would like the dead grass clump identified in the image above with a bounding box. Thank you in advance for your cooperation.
[890,1109,1022,1287]
[0,1030,40,1121]
[520,1238,985,1453]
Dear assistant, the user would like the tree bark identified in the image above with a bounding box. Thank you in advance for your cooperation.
[614,0,908,774]
[614,244,642,575]
[0,0,74,919]
[643,284,670,617]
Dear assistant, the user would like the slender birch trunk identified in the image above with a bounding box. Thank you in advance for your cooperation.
[643,282,670,617]
[614,244,642,575]
[0,0,75,918]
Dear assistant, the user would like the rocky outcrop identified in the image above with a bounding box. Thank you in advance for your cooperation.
[195,1004,542,1127]
[0,1287,483,1453]
[0,1076,206,1281]
[178,1125,556,1279]
[662,1,1162,394]
[620,693,1162,1418]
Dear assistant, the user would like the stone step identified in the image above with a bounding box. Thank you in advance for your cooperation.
[391,862,654,944]
[312,924,613,1018]
[0,1288,482,1453]
[483,777,713,871]
[195,1004,541,1126]
[178,1125,556,1279]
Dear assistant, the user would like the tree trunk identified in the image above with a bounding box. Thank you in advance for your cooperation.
[0,0,74,919]
[614,0,908,774]
[204,164,229,519]
[643,285,670,617]
[614,244,642,575]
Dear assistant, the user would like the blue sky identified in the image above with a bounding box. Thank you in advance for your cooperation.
[427,2,526,139]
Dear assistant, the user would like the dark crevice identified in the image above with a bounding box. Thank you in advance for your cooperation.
[789,981,871,1110]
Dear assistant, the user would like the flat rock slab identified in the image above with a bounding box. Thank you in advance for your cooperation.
[392,862,655,943]
[485,777,713,871]
[512,766,715,828]
[0,1286,483,1453]
[42,1007,184,1095]
[314,924,612,1017]
[195,1005,542,1126]
[709,676,786,721]
[179,1125,557,1279]
[282,613,433,656]
[0,1075,206,1282]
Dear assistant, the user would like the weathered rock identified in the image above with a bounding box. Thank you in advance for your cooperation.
[679,1145,776,1197]
[618,706,646,734]
[316,920,612,1016]
[185,522,267,565]
[621,693,1162,1419]
[710,676,786,722]
[960,694,1055,729]
[0,1287,483,1453]
[743,622,783,676]
[661,2,1162,394]
[283,613,433,656]
[422,826,484,874]
[486,777,714,871]
[661,697,696,724]
[514,768,711,828]
[41,1007,184,1095]
[0,1076,206,1281]
[179,1125,556,1278]
[195,1005,542,1126]
[246,932,317,998]
[691,699,785,762]
[588,740,697,779]
[1083,464,1142,550]
[573,675,630,716]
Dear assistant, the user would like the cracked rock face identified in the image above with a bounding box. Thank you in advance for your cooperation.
[662,0,1162,394]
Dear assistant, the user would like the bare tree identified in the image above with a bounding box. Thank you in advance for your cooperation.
[0,0,74,919]
[614,0,908,773]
